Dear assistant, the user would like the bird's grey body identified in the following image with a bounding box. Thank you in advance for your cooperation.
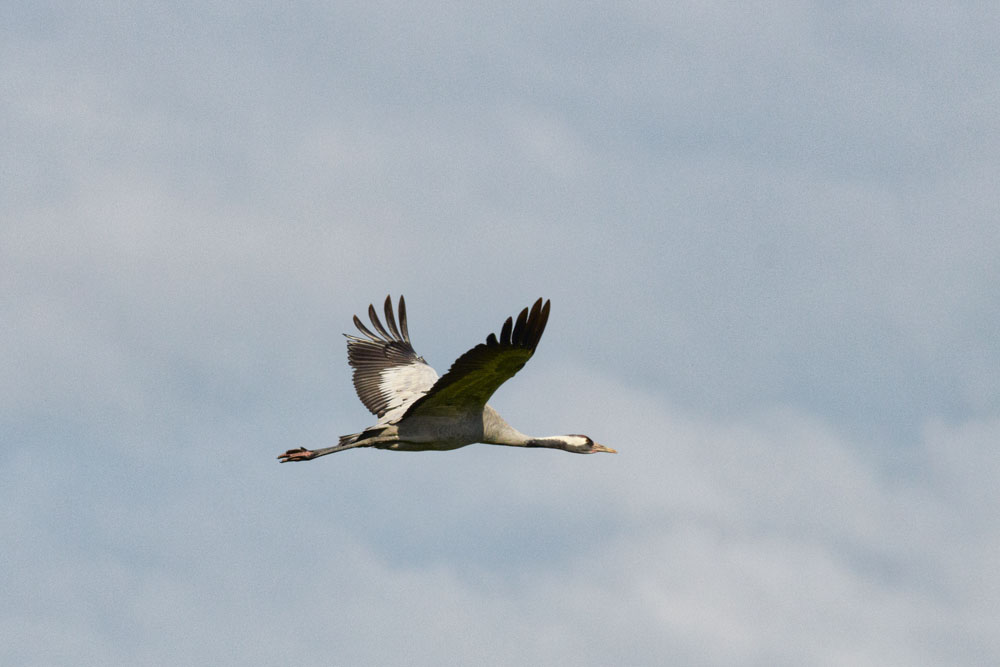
[346,405,520,452]
[278,296,615,462]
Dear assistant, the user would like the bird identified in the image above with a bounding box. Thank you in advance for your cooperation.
[278,295,615,462]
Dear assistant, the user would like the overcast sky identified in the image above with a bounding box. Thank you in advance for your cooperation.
[4,2,999,665]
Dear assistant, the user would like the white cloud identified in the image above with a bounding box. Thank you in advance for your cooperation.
[9,368,997,665]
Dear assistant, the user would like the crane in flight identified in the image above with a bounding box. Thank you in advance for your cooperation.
[278,296,615,462]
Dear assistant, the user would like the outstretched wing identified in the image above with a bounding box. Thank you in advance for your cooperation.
[345,295,439,420]
[402,298,550,419]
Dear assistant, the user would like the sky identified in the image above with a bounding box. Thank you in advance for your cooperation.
[3,2,999,665]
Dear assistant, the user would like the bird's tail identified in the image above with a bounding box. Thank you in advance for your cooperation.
[337,425,391,448]
[337,431,364,447]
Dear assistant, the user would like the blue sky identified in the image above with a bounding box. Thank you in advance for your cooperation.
[4,2,999,665]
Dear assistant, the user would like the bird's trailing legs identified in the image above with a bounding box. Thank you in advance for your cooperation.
[277,433,400,462]
[277,443,358,462]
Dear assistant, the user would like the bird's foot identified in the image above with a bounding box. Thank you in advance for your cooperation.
[277,447,316,463]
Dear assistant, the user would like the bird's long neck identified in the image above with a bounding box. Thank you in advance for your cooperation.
[481,406,531,446]
[481,406,576,451]
[487,432,579,451]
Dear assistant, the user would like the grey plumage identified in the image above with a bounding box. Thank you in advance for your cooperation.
[277,296,615,462]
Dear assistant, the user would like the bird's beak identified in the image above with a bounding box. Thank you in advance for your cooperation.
[594,443,617,454]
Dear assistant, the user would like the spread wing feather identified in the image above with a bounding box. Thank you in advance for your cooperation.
[402,298,550,419]
[345,295,438,420]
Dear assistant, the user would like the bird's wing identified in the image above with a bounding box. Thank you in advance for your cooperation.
[345,295,439,420]
[401,298,550,419]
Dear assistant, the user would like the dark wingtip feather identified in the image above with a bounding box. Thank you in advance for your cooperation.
[512,306,529,345]
[526,298,550,350]
[368,303,391,339]
[383,295,402,340]
[525,298,542,346]
[487,298,552,351]
[353,314,381,342]
[499,316,513,345]
[535,299,551,349]
[398,295,410,342]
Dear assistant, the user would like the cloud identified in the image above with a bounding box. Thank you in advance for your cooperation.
[6,364,997,665]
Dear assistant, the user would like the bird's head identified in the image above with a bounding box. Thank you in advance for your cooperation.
[563,435,617,455]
